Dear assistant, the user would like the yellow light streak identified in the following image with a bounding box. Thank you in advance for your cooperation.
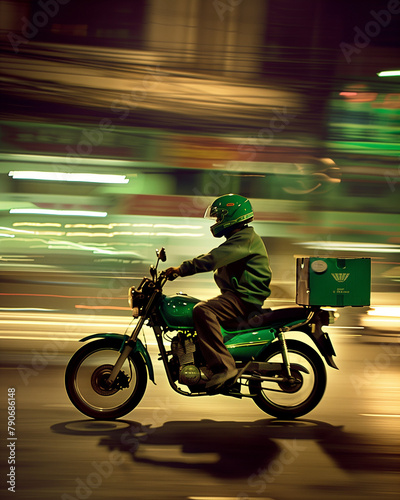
[13,222,62,227]
[367,306,400,317]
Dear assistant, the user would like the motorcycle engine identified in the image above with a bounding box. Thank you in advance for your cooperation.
[170,332,201,385]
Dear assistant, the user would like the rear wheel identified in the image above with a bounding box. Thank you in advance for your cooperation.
[65,338,147,419]
[249,339,326,419]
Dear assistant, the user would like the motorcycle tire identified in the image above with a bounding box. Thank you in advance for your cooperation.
[65,338,148,420]
[249,339,327,419]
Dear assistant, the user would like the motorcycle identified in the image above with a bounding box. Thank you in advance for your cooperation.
[65,248,338,420]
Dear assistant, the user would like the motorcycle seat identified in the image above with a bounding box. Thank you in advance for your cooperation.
[222,306,310,332]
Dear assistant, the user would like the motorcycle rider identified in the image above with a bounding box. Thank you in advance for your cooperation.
[165,193,272,392]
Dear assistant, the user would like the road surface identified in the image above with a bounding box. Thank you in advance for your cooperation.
[0,312,399,500]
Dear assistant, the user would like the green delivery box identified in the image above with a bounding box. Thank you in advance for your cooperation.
[296,257,371,307]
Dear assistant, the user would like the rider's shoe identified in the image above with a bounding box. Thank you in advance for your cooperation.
[205,368,238,391]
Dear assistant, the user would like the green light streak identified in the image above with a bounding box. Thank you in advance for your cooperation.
[377,70,400,77]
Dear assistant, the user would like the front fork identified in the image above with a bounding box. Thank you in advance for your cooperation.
[107,289,159,386]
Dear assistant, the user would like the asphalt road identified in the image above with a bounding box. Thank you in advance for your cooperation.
[0,313,399,500]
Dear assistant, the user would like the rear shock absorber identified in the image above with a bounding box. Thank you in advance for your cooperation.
[277,329,292,378]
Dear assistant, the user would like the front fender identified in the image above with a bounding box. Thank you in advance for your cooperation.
[80,333,155,383]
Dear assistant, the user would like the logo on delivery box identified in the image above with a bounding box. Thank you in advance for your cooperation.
[331,273,350,283]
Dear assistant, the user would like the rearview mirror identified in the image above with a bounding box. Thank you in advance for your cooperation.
[156,247,167,262]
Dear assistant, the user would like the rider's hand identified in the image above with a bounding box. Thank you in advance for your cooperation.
[165,267,181,281]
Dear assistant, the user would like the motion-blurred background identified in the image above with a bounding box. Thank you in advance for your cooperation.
[1,0,399,330]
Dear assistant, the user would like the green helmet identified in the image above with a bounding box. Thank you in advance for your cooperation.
[204,194,254,238]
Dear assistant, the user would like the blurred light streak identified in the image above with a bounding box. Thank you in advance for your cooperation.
[8,171,129,184]
[154,224,202,229]
[154,232,204,237]
[65,223,131,228]
[0,312,129,323]
[31,231,66,236]
[297,242,400,253]
[0,293,125,300]
[360,414,400,418]
[75,305,131,311]
[0,257,34,262]
[0,308,56,312]
[8,237,118,254]
[45,240,115,253]
[0,233,15,238]
[377,70,400,77]
[63,230,203,237]
[0,263,56,269]
[0,335,81,341]
[9,209,108,217]
[0,226,35,234]
[13,222,62,227]
[1,153,137,167]
[65,232,127,238]
[0,318,127,327]
[367,307,400,317]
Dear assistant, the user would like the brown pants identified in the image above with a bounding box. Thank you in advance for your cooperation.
[192,291,260,373]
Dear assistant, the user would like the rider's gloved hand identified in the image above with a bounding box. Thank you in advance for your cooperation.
[165,267,181,281]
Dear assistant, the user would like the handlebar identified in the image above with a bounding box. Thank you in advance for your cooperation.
[159,270,180,282]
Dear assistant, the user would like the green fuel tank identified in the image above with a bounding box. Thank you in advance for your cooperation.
[158,293,200,329]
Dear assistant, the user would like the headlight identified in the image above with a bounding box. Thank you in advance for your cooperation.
[128,286,146,318]
[128,286,134,308]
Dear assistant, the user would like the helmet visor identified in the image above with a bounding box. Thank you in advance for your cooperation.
[204,205,219,220]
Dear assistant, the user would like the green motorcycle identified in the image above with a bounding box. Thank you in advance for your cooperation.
[65,248,338,420]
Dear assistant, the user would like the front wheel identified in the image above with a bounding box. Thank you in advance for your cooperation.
[249,339,327,419]
[65,338,148,419]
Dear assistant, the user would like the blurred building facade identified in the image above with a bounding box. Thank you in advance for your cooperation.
[0,0,399,306]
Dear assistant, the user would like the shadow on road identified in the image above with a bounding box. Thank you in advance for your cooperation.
[50,417,399,480]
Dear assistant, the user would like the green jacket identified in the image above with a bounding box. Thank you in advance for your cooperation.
[179,226,272,306]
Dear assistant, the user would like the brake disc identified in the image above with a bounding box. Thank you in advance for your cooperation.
[91,364,129,396]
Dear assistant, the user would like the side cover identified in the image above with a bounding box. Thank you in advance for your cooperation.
[224,326,276,362]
